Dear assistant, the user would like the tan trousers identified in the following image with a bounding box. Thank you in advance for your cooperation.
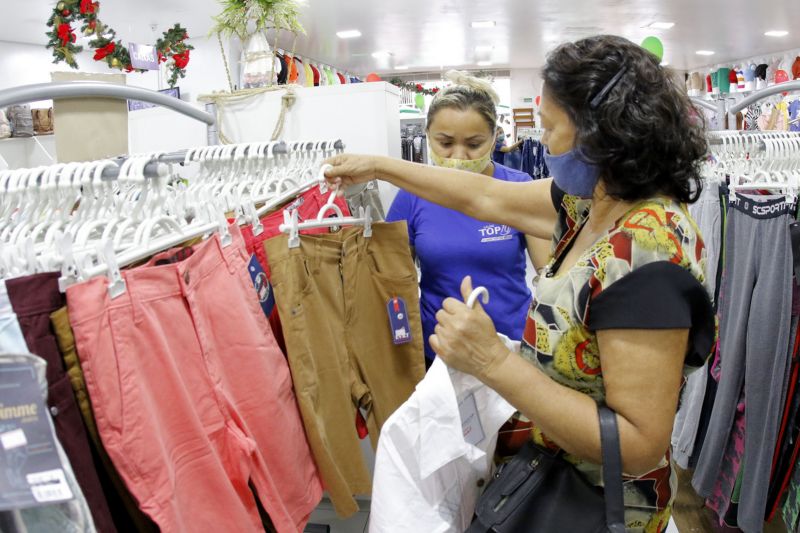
[265,222,426,517]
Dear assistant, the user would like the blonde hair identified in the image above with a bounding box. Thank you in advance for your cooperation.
[427,70,499,133]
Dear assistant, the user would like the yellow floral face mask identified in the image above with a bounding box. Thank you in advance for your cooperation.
[428,143,493,173]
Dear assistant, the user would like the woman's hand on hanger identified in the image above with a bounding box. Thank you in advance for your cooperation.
[323,153,379,190]
[430,275,511,380]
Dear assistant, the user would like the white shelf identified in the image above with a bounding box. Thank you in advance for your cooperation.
[0,134,55,169]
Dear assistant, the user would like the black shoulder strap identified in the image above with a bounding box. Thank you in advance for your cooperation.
[598,405,626,533]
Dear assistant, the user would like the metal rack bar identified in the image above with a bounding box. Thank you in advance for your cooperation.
[690,97,720,113]
[707,131,800,151]
[0,82,216,125]
[730,81,800,114]
[95,139,343,180]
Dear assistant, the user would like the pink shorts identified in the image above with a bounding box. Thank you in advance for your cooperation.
[67,225,321,532]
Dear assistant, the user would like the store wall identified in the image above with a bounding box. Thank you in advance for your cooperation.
[0,36,234,107]
[510,68,542,109]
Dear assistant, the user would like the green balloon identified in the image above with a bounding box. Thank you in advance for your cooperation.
[641,36,664,61]
[415,93,425,111]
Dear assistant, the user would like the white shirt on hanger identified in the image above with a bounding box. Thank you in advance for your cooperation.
[369,337,518,533]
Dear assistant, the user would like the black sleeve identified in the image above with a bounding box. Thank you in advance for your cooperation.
[550,180,566,212]
[587,261,715,368]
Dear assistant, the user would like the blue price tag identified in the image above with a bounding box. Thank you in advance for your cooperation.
[247,255,275,317]
[387,297,412,345]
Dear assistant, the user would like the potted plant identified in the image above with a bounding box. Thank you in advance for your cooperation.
[212,0,305,89]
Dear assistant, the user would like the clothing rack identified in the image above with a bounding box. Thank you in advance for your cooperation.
[0,82,219,145]
[692,80,800,119]
[731,80,800,114]
[97,139,344,180]
[691,97,721,113]
[706,131,800,151]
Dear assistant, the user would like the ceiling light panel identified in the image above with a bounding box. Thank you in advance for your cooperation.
[336,30,362,39]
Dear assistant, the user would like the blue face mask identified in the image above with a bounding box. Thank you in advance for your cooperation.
[543,147,601,199]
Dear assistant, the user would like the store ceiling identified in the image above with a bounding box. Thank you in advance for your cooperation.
[5,0,800,74]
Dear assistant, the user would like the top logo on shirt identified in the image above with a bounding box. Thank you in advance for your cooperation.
[479,224,513,243]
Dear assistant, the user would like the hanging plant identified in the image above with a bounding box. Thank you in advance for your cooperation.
[390,78,442,96]
[45,0,193,87]
[212,0,306,40]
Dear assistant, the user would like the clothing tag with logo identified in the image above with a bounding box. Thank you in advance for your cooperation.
[387,297,412,345]
[0,361,74,511]
[459,393,485,447]
[247,255,275,317]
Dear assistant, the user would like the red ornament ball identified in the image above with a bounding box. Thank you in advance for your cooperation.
[62,9,71,15]
[366,73,382,82]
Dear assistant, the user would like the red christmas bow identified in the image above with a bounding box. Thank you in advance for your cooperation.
[57,23,76,47]
[93,42,115,61]
[173,50,190,69]
[415,83,424,92]
[80,0,97,14]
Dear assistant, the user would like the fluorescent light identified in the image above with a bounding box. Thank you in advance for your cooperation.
[696,50,715,56]
[475,45,494,53]
[477,61,493,67]
[336,30,362,39]
[371,51,392,59]
[395,65,409,70]
[765,30,789,37]
[471,20,496,29]
[647,21,675,29]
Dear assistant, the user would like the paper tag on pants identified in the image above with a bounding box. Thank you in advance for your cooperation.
[248,254,276,318]
[459,393,485,447]
[0,360,75,511]
[387,297,412,345]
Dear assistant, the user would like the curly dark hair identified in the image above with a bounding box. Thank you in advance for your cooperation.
[542,35,707,203]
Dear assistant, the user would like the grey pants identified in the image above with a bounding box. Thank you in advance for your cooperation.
[672,182,724,468]
[345,181,386,221]
[693,193,795,533]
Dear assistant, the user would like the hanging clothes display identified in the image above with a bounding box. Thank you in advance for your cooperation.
[676,132,800,532]
[671,180,725,469]
[5,273,117,533]
[693,192,795,532]
[0,138,423,531]
[265,221,427,517]
[401,126,427,164]
[519,138,549,180]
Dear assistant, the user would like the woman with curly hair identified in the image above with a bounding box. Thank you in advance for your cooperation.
[325,35,716,531]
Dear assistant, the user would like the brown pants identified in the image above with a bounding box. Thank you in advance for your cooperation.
[265,222,426,517]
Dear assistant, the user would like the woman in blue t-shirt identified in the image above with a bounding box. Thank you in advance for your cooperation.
[387,70,550,367]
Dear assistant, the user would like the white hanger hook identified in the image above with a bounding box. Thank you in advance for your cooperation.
[466,286,489,308]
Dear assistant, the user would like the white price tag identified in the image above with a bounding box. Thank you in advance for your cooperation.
[459,393,485,447]
[27,469,73,504]
[1,429,27,450]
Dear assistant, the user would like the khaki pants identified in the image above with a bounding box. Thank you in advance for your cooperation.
[265,222,426,517]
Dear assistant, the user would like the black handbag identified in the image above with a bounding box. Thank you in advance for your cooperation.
[467,404,626,533]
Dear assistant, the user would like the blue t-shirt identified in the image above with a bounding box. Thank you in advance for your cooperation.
[386,163,533,360]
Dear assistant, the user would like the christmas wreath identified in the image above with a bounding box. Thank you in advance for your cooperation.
[389,79,442,96]
[46,0,193,87]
